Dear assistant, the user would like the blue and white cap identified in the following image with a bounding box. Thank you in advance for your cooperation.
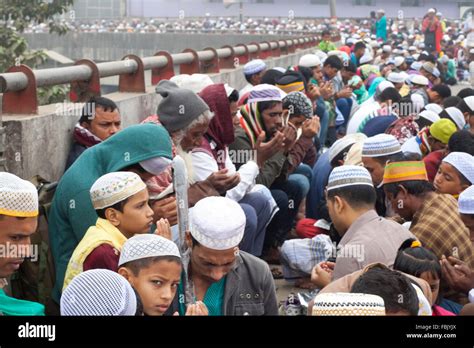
[327,165,374,191]
[243,59,267,76]
[459,185,474,215]
[362,134,402,158]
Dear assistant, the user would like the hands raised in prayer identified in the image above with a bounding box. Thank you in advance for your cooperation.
[256,131,285,168]
[150,196,178,226]
[173,301,209,316]
[301,116,320,139]
[310,261,335,289]
[206,168,241,194]
[154,218,172,240]
[440,255,474,295]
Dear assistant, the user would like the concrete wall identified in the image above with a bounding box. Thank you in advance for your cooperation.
[3,47,315,182]
[24,33,296,61]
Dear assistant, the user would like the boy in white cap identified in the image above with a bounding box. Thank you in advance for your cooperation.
[0,172,44,316]
[459,185,474,242]
[118,234,208,316]
[62,172,161,290]
[168,196,278,315]
[434,152,474,198]
[457,96,474,132]
[310,165,414,287]
[61,269,137,316]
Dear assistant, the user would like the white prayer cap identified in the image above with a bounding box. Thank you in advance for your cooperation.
[327,165,374,191]
[410,75,429,86]
[119,234,181,267]
[346,38,357,45]
[411,93,426,111]
[377,9,385,14]
[387,72,405,84]
[243,59,267,76]
[224,84,236,98]
[0,172,38,218]
[418,110,440,123]
[459,185,474,215]
[170,74,213,94]
[394,56,405,67]
[427,8,436,14]
[190,196,245,250]
[370,41,380,48]
[273,67,287,73]
[412,54,420,61]
[436,12,442,17]
[443,152,474,185]
[362,134,402,158]
[299,54,321,68]
[329,133,367,163]
[424,103,443,115]
[360,54,373,65]
[444,107,466,130]
[312,292,385,316]
[90,172,146,210]
[382,45,392,53]
[464,96,474,112]
[61,269,137,316]
[470,48,474,55]
[377,80,395,94]
[248,84,286,104]
[408,46,417,51]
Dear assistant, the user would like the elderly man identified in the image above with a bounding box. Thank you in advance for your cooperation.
[65,96,121,170]
[0,173,44,315]
[167,196,278,316]
[49,123,173,305]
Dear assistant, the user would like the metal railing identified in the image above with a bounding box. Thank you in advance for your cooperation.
[0,35,320,114]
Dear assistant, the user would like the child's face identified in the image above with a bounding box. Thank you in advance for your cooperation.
[115,189,154,237]
[434,162,467,196]
[289,115,306,129]
[419,271,439,305]
[123,260,182,316]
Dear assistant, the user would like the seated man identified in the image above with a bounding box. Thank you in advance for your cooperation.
[0,173,44,315]
[65,96,121,170]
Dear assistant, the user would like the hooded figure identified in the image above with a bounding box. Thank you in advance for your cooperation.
[49,124,172,303]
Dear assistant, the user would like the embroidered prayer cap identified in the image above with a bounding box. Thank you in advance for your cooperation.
[444,107,466,130]
[459,185,474,215]
[418,110,440,124]
[90,172,147,210]
[248,83,286,104]
[243,59,267,76]
[169,74,213,94]
[360,54,373,65]
[377,80,395,94]
[362,134,402,158]
[327,165,374,191]
[0,172,38,218]
[60,269,137,316]
[190,196,245,250]
[429,118,457,144]
[464,96,474,112]
[299,54,321,68]
[118,234,181,267]
[421,62,436,75]
[394,56,405,67]
[283,92,313,119]
[382,45,392,53]
[410,61,423,72]
[410,75,429,86]
[387,72,405,84]
[442,152,474,185]
[312,292,386,316]
[275,71,305,94]
[424,103,443,115]
[328,133,367,163]
[383,161,428,185]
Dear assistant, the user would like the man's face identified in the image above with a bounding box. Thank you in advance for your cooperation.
[261,102,283,137]
[419,271,440,304]
[322,34,331,42]
[427,89,442,104]
[429,137,447,152]
[341,69,355,83]
[433,162,466,196]
[460,214,474,241]
[251,70,266,86]
[384,186,413,220]
[230,102,240,130]
[0,216,37,278]
[362,157,385,187]
[83,106,121,141]
[120,259,182,316]
[325,194,347,236]
[356,47,366,58]
[312,65,324,82]
[288,114,306,130]
[190,243,237,283]
[323,65,339,80]
[179,119,211,153]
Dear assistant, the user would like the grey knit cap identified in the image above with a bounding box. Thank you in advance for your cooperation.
[156,80,210,132]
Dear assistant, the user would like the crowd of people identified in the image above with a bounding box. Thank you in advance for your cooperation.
[1,7,474,317]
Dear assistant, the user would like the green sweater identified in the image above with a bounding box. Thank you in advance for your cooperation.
[48,124,172,303]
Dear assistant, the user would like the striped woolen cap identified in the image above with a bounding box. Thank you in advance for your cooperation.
[362,134,402,158]
[327,165,374,191]
[383,161,428,185]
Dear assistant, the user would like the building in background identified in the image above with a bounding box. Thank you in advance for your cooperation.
[72,0,127,19]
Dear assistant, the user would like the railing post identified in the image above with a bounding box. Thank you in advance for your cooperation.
[235,44,250,65]
[119,54,146,93]
[219,45,236,69]
[2,65,37,115]
[287,39,296,54]
[180,48,200,75]
[248,42,261,60]
[259,41,272,59]
[202,47,220,74]
[270,40,281,57]
[152,51,175,85]
[70,59,100,102]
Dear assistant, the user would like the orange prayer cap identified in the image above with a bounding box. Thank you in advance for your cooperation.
[382,161,428,185]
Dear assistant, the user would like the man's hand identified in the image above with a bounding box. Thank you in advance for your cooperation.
[281,125,298,153]
[440,255,474,294]
[310,261,335,289]
[256,131,285,168]
[301,116,320,139]
[320,82,333,100]
[154,218,172,240]
[307,83,321,101]
[337,86,353,99]
[173,301,209,316]
[206,169,241,194]
[151,196,178,226]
